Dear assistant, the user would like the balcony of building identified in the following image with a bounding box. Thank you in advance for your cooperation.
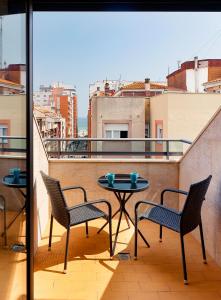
[1,106,221,299]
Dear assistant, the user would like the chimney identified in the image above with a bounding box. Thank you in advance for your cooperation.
[104,82,110,96]
[144,78,150,95]
[145,78,150,90]
[194,56,198,93]
[194,56,198,70]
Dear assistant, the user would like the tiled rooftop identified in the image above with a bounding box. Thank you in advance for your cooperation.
[121,82,167,90]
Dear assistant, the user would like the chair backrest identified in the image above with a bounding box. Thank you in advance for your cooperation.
[180,175,212,235]
[40,171,69,228]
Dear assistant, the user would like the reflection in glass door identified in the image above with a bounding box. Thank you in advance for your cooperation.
[0,2,27,299]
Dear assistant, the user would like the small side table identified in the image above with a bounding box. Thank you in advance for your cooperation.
[98,174,150,254]
[2,173,27,250]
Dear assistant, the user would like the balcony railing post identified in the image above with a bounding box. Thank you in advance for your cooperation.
[166,140,169,160]
[58,140,61,158]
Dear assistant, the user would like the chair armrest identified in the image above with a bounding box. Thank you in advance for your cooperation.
[135,200,180,216]
[66,199,112,217]
[161,188,188,205]
[62,186,87,202]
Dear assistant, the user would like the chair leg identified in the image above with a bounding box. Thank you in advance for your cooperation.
[3,199,7,247]
[159,225,162,242]
[199,222,207,263]
[134,211,138,259]
[64,227,70,274]
[48,215,53,251]
[108,216,113,257]
[180,234,188,284]
[85,221,89,238]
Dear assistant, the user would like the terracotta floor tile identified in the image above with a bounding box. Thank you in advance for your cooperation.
[31,219,221,300]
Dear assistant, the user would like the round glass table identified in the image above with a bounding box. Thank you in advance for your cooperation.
[98,174,150,254]
[2,172,27,251]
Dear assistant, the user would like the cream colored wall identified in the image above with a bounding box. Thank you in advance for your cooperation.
[91,96,146,138]
[49,159,179,215]
[150,94,168,138]
[33,118,49,249]
[0,95,26,136]
[168,93,221,141]
[179,107,221,266]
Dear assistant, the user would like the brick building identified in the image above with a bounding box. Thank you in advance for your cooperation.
[50,83,78,138]
[167,57,221,93]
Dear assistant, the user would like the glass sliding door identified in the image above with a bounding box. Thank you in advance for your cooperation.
[0,1,29,299]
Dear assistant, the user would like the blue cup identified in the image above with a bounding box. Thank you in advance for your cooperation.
[130,172,139,184]
[105,173,115,186]
[10,168,21,183]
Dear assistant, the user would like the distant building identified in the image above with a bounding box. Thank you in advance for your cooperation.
[89,80,131,98]
[0,64,26,87]
[0,78,24,94]
[88,78,182,139]
[203,78,221,93]
[0,64,25,94]
[34,106,66,139]
[167,57,221,93]
[33,85,53,106]
[34,82,78,138]
[50,83,78,138]
[113,79,169,97]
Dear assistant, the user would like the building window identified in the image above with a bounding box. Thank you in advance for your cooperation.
[0,125,8,143]
[104,123,129,138]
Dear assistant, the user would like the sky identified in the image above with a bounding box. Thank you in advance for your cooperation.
[3,12,221,117]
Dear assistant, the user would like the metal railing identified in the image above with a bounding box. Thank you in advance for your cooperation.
[44,138,192,159]
[0,136,26,155]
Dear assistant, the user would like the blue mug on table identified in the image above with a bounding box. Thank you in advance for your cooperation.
[130,172,139,184]
[10,168,21,183]
[105,173,115,186]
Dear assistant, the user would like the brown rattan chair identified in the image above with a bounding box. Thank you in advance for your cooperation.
[134,175,212,284]
[41,171,113,273]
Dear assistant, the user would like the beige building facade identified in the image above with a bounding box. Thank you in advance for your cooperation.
[91,96,147,138]
[90,96,148,154]
[150,93,221,153]
[0,95,26,151]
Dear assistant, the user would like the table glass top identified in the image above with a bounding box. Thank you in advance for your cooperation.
[98,174,149,193]
[2,174,27,188]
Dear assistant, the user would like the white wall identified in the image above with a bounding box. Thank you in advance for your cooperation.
[33,118,49,250]
[186,67,208,93]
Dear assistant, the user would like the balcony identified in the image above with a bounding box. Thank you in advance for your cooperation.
[32,107,221,299]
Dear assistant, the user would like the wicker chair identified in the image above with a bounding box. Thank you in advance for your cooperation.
[134,175,212,284]
[0,195,7,247]
[41,171,113,273]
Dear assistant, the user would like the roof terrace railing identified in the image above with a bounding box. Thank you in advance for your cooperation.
[0,136,26,155]
[44,138,192,159]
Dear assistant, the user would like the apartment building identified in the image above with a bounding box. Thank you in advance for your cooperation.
[33,85,53,106]
[0,64,26,87]
[167,57,221,93]
[203,78,221,93]
[113,78,169,97]
[34,106,66,138]
[50,83,78,138]
[0,78,24,94]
